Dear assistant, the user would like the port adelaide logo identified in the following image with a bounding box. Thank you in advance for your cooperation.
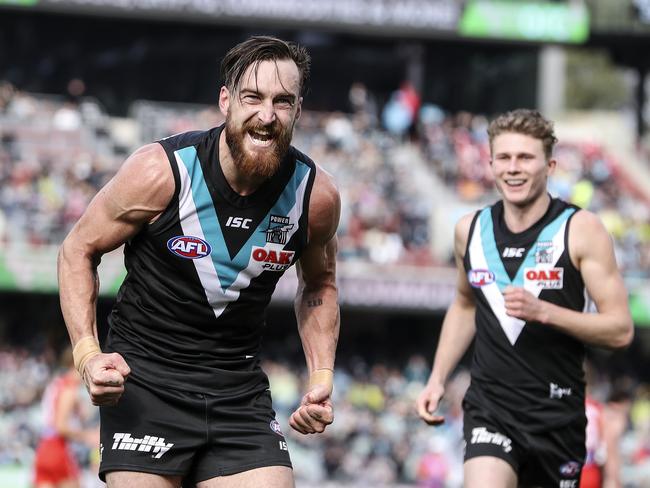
[251,215,295,272]
[167,235,212,259]
[265,215,294,245]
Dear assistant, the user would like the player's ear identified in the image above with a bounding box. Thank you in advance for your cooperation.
[547,157,557,174]
[295,96,303,121]
[218,86,230,117]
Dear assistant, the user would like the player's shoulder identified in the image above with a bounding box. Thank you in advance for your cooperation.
[567,208,613,262]
[296,150,340,243]
[455,210,479,240]
[290,145,339,207]
[120,143,172,183]
[452,210,479,257]
[158,128,214,151]
[568,208,607,235]
[312,163,339,202]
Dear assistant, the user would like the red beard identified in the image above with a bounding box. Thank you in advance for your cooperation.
[224,115,293,181]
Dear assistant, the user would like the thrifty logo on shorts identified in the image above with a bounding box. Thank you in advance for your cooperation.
[111,433,174,459]
[470,427,512,453]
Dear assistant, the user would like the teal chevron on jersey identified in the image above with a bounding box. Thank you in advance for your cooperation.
[478,208,509,291]
[175,147,311,292]
[272,159,311,222]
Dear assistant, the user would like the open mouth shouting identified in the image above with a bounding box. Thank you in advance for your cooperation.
[247,128,276,148]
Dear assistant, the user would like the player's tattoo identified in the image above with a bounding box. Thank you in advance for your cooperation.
[307,298,323,308]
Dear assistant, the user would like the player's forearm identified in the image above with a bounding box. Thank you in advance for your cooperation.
[57,238,101,344]
[541,302,633,349]
[295,281,339,373]
[429,300,476,386]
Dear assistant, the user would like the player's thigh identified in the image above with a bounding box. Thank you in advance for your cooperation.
[105,471,183,488]
[464,456,517,488]
[196,466,294,488]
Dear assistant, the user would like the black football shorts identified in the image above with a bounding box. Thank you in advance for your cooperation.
[463,404,585,487]
[99,376,292,484]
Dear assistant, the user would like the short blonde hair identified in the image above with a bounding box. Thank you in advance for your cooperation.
[488,109,558,159]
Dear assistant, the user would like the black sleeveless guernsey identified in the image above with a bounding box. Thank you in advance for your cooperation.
[105,125,316,393]
[463,197,588,433]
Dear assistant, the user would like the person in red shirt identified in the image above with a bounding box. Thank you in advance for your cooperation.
[33,348,98,488]
[581,395,605,488]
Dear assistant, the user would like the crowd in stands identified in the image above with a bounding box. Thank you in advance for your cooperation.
[1,81,650,486]
[416,108,650,276]
[0,347,649,487]
[1,80,649,275]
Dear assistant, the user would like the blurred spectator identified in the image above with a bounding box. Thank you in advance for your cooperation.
[0,85,649,277]
[33,347,99,488]
[0,346,649,487]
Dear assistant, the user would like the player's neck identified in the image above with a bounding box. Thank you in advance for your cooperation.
[502,192,551,234]
[218,131,267,196]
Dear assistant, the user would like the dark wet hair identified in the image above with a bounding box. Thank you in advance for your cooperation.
[220,36,311,96]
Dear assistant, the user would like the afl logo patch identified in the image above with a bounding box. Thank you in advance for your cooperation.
[270,419,284,436]
[467,269,495,288]
[559,460,581,477]
[167,236,211,259]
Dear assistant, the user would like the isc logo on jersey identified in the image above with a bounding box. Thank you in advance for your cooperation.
[524,267,563,289]
[251,246,295,272]
[167,236,212,259]
[468,269,495,288]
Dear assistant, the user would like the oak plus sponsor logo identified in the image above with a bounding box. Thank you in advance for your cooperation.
[467,269,495,288]
[524,267,563,290]
[470,427,512,453]
[251,246,295,272]
[502,247,525,258]
[265,215,294,245]
[111,432,174,459]
[550,383,572,399]
[167,235,211,259]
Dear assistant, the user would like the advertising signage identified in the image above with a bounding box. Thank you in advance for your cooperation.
[0,0,463,37]
[459,0,590,43]
[0,0,593,43]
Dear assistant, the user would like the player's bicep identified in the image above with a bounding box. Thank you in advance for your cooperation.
[297,235,338,291]
[573,213,627,314]
[298,165,340,291]
[69,185,145,256]
[64,143,174,256]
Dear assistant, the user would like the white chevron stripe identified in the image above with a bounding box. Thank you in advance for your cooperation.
[469,215,573,346]
[469,217,525,345]
[175,153,232,318]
